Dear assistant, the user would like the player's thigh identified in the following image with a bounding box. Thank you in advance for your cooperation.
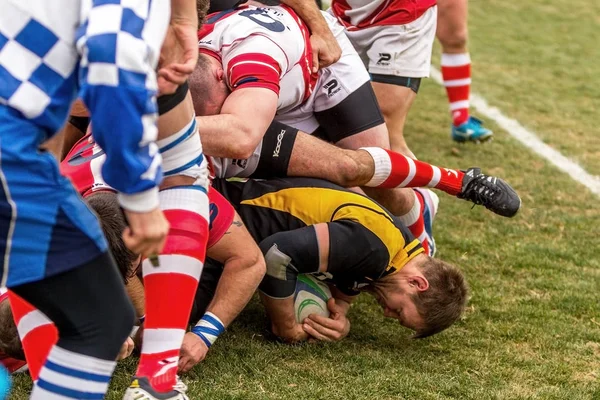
[372,81,417,122]
[10,252,134,359]
[370,81,417,153]
[436,0,468,49]
[335,123,391,150]
[365,8,437,79]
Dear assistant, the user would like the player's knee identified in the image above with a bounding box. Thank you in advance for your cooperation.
[334,151,369,187]
[439,29,468,51]
[249,246,267,279]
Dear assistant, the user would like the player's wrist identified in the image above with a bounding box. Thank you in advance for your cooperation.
[191,312,225,348]
[118,187,160,213]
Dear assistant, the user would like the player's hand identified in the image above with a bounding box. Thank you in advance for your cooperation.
[123,208,169,258]
[116,337,135,360]
[272,322,309,343]
[178,332,209,373]
[310,29,342,73]
[303,298,350,341]
[157,20,199,95]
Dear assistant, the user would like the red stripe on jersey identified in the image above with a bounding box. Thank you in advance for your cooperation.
[207,187,235,248]
[281,4,318,101]
[60,133,96,195]
[227,53,281,95]
[162,209,209,262]
[332,0,436,30]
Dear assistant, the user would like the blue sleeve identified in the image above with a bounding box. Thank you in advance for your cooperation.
[75,0,169,212]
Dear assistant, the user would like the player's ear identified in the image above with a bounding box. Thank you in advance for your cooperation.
[216,66,225,83]
[408,275,429,292]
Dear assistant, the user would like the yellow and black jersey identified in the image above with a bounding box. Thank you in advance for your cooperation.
[213,177,424,294]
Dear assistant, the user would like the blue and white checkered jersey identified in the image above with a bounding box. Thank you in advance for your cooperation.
[0,0,170,211]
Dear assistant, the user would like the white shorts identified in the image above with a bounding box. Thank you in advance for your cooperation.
[275,11,371,134]
[338,6,437,78]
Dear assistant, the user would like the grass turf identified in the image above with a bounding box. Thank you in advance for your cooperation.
[8,0,600,398]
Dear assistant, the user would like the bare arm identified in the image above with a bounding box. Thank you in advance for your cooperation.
[125,275,146,320]
[259,224,330,342]
[158,0,200,94]
[179,214,266,372]
[280,0,341,71]
[204,215,265,328]
[196,88,278,159]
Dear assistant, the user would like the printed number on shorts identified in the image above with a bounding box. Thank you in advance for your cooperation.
[239,9,285,32]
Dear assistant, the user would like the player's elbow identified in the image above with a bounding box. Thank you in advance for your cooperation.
[231,128,262,159]
[251,249,267,282]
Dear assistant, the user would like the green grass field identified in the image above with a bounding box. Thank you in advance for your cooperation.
[8,0,600,398]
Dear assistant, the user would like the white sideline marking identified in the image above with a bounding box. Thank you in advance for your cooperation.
[430,67,600,196]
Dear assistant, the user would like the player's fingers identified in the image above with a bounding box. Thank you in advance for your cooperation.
[302,323,332,342]
[122,227,144,254]
[304,318,340,339]
[170,56,196,74]
[125,339,135,358]
[327,298,342,314]
[312,49,319,74]
[157,76,178,96]
[159,66,188,82]
[306,313,340,330]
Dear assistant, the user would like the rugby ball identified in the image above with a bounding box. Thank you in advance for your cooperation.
[294,274,331,323]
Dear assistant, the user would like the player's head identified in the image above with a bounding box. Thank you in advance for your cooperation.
[86,191,140,282]
[189,53,231,116]
[0,295,23,360]
[371,254,468,338]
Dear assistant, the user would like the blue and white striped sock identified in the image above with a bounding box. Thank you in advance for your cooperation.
[31,346,116,399]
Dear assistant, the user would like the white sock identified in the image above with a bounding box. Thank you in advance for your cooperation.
[31,346,116,399]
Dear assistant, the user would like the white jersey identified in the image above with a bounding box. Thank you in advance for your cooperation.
[331,0,437,30]
[198,5,316,114]
[200,6,373,179]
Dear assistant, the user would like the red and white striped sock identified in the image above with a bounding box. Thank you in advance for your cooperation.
[361,147,465,196]
[136,188,209,393]
[441,53,471,127]
[8,291,57,381]
[397,191,430,255]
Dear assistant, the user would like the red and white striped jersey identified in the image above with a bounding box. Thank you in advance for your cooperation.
[60,133,109,197]
[331,0,436,30]
[198,5,318,114]
[60,134,235,249]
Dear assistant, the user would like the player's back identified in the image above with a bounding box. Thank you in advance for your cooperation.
[0,0,82,137]
[199,4,316,113]
[214,177,418,264]
[331,0,437,30]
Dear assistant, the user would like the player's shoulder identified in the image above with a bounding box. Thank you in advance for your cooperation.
[201,5,300,44]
